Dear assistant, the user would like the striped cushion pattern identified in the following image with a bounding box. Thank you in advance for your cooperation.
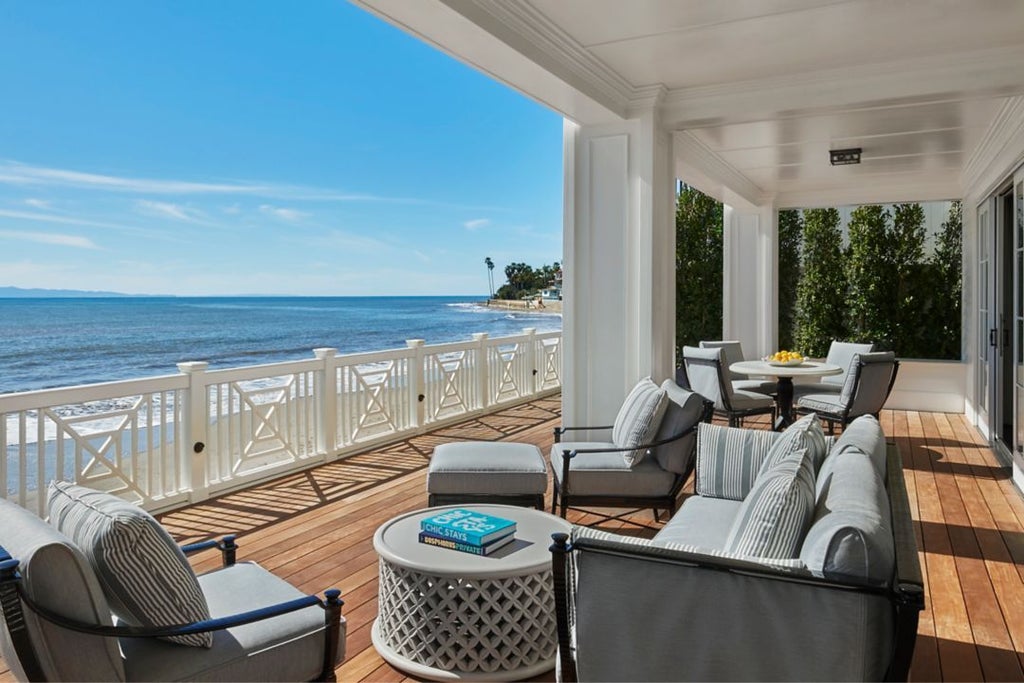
[724,449,816,559]
[48,481,213,648]
[695,423,780,500]
[612,378,669,466]
[758,412,829,475]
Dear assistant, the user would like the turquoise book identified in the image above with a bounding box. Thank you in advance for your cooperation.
[419,508,517,546]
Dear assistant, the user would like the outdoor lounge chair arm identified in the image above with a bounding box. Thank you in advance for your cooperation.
[0,546,345,683]
[561,420,700,457]
[180,534,237,566]
[554,425,613,443]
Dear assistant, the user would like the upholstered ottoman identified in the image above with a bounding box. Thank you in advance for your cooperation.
[427,442,548,508]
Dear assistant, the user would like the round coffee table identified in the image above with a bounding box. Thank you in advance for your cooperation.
[372,504,571,681]
[731,360,842,430]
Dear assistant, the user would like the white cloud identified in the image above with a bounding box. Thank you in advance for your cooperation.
[0,208,185,241]
[0,161,507,210]
[259,204,309,222]
[135,200,200,221]
[413,250,430,263]
[222,204,242,215]
[0,230,99,249]
[24,198,52,209]
[463,218,491,230]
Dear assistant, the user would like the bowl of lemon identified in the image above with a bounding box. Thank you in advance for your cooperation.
[764,350,804,367]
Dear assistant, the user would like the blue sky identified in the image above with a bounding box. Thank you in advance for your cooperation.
[0,1,563,296]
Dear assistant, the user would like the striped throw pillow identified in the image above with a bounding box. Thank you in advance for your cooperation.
[695,423,780,500]
[612,378,669,466]
[724,448,816,559]
[47,482,213,648]
[757,412,828,475]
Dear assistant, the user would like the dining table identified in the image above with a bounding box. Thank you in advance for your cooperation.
[730,359,843,430]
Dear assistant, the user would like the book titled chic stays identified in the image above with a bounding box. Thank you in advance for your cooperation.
[419,508,516,546]
[418,531,515,556]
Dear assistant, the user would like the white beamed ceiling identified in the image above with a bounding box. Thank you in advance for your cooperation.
[354,0,1024,205]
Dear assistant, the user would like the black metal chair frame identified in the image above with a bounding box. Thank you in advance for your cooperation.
[684,354,776,427]
[550,400,714,520]
[795,358,901,434]
[0,535,345,683]
[549,442,925,682]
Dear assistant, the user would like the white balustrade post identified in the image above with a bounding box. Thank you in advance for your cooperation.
[522,328,537,397]
[177,361,209,502]
[406,339,426,429]
[313,348,337,461]
[472,333,489,411]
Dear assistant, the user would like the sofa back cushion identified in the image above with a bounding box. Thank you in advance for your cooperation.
[48,482,214,648]
[724,448,816,559]
[0,498,125,682]
[801,448,895,582]
[824,415,887,489]
[652,380,706,474]
[695,423,780,500]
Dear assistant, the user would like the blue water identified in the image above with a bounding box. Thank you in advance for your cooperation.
[0,296,561,394]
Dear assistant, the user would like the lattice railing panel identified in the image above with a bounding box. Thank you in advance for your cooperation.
[424,350,475,423]
[337,358,414,446]
[536,336,562,391]
[1,382,187,515]
[206,371,317,486]
[488,342,531,405]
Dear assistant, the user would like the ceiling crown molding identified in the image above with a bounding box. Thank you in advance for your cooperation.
[961,96,1024,195]
[674,131,765,207]
[626,85,668,119]
[444,0,635,119]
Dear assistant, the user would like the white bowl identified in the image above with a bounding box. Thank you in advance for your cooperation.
[763,356,804,367]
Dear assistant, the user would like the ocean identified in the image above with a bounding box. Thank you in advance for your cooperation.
[0,296,562,394]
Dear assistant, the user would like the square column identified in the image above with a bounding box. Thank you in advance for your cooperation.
[562,111,676,426]
[722,195,778,360]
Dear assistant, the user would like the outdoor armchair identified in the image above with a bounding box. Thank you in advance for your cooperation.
[793,340,875,400]
[796,351,899,433]
[0,491,346,682]
[683,346,776,427]
[699,340,776,395]
[549,378,712,520]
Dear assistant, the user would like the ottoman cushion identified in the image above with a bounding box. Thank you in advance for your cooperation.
[428,442,547,495]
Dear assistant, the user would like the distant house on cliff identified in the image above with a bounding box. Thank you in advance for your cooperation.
[540,285,561,301]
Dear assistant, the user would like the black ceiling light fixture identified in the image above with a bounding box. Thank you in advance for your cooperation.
[830,147,862,166]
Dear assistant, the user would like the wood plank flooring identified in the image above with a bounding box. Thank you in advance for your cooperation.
[2,397,1023,681]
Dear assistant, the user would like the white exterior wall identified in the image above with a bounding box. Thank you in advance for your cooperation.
[562,110,676,427]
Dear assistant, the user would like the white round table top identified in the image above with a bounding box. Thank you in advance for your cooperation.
[374,504,571,579]
[730,360,843,378]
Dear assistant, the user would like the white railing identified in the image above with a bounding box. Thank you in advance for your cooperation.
[0,329,561,514]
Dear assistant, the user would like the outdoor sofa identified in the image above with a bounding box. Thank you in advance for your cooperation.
[551,413,923,681]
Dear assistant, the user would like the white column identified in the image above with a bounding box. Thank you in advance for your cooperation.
[562,106,676,427]
[722,194,778,360]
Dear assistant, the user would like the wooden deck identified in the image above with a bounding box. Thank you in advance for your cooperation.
[2,395,1024,681]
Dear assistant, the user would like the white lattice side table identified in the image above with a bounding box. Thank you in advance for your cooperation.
[372,504,571,681]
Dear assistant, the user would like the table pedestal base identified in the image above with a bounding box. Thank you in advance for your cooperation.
[773,376,795,431]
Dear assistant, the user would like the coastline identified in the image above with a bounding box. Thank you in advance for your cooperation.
[480,298,562,314]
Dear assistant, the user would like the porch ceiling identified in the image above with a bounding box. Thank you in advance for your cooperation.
[352,0,1024,206]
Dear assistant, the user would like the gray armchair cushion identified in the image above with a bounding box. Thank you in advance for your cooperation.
[612,377,669,466]
[48,482,213,648]
[823,340,874,387]
[696,423,780,501]
[734,378,778,394]
[0,498,124,683]
[121,561,342,682]
[801,449,894,583]
[682,346,727,409]
[792,382,841,399]
[699,340,745,381]
[550,443,676,497]
[651,380,705,475]
[729,388,775,409]
[797,392,845,415]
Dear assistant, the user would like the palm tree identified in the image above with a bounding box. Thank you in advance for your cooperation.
[484,257,495,298]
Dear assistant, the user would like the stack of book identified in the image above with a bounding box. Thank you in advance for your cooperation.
[419,508,517,556]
